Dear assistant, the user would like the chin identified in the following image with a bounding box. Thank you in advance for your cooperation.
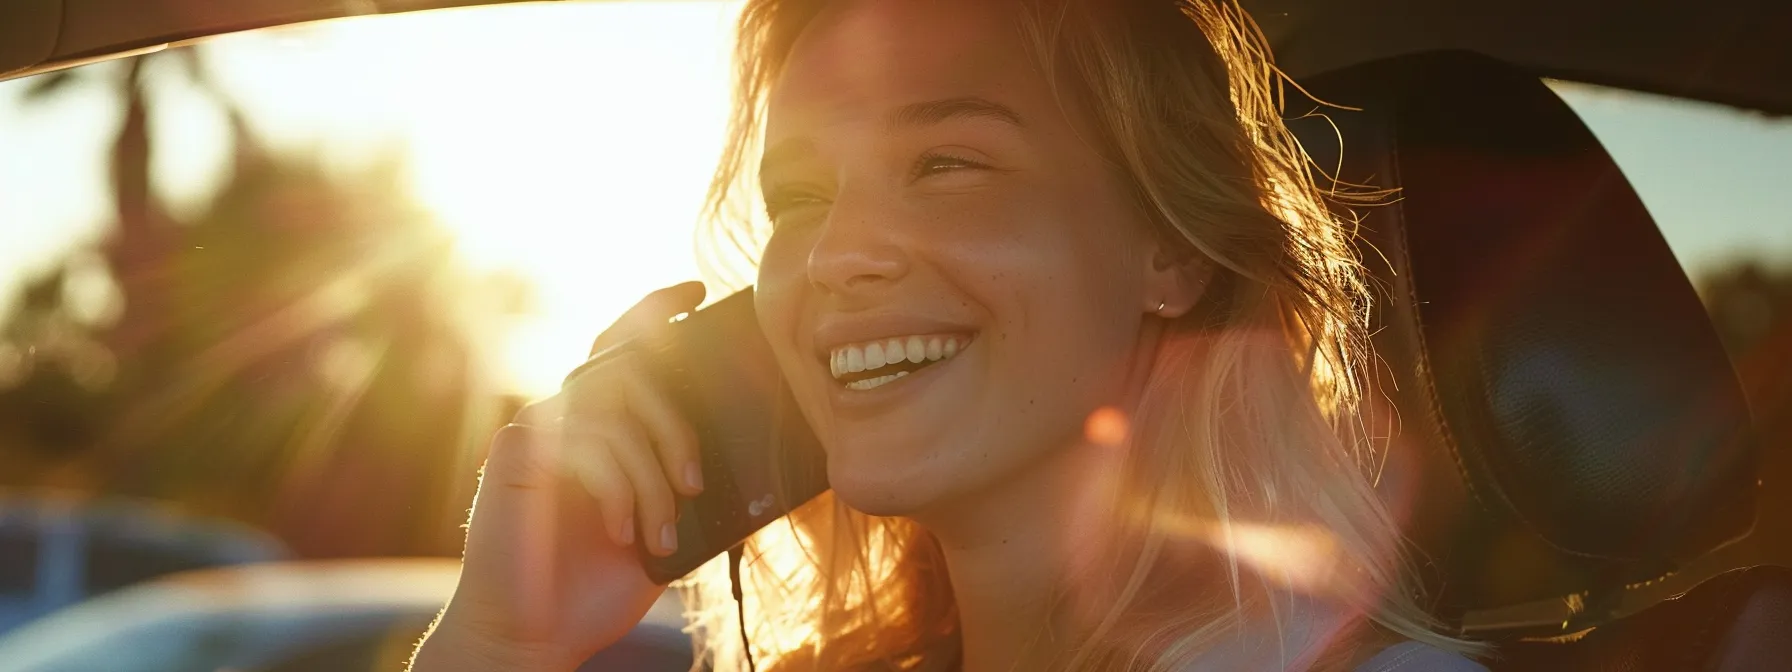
[822,442,960,517]
[826,461,943,517]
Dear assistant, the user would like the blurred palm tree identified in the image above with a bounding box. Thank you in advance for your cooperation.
[17,48,243,364]
[0,46,527,557]
[1,49,213,484]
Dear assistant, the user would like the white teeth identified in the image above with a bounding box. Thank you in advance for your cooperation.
[845,370,909,391]
[827,334,972,381]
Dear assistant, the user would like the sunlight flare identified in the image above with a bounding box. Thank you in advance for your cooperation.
[193,2,745,397]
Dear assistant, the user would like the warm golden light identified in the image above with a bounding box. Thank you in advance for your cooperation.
[188,2,745,397]
[1084,406,1132,447]
[1135,504,1346,597]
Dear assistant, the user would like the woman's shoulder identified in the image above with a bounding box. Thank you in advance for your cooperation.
[1351,640,1488,672]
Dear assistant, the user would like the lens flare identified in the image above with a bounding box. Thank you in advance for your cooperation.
[1084,406,1130,447]
[1142,507,1346,597]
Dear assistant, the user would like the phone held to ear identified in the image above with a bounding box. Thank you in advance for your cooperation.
[561,289,830,585]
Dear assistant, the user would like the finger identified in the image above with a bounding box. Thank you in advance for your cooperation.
[466,425,564,608]
[620,368,703,497]
[479,423,557,493]
[590,281,707,355]
[465,425,563,583]
[595,418,681,557]
[482,423,636,549]
[512,394,566,426]
[562,433,638,547]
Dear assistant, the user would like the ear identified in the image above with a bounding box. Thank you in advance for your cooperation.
[1143,241,1213,320]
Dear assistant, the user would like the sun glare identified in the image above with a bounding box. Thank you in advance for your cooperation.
[198,1,745,397]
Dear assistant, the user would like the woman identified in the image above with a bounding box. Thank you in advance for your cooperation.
[411,0,1489,670]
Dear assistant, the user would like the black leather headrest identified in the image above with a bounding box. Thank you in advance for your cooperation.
[1287,51,1761,623]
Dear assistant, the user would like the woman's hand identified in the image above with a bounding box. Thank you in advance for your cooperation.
[411,282,707,671]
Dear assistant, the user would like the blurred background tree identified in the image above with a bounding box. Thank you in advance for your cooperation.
[1698,263,1792,568]
[0,48,528,558]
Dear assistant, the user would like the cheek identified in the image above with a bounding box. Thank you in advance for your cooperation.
[756,227,811,295]
[927,200,1146,419]
[926,200,1106,274]
[926,184,1146,331]
[995,298,1141,413]
[754,231,819,377]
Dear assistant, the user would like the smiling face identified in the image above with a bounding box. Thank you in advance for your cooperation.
[753,0,1179,515]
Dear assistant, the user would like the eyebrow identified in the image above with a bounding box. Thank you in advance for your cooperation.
[886,96,1025,130]
[759,97,1024,180]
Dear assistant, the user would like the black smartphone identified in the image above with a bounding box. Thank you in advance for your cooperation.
[561,288,829,585]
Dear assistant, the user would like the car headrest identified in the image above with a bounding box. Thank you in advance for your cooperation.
[1286,51,1761,625]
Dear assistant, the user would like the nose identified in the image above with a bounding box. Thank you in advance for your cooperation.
[806,190,911,297]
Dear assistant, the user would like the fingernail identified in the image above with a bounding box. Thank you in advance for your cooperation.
[684,462,704,491]
[619,517,634,544]
[660,523,678,553]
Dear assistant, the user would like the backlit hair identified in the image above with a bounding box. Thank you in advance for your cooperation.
[684,0,1483,669]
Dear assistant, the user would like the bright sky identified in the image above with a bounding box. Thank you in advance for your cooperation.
[0,0,1789,397]
[1550,82,1792,271]
[0,2,744,397]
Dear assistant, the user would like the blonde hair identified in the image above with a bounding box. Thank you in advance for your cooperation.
[681,0,1481,669]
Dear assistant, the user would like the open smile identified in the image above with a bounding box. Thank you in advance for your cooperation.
[826,333,976,391]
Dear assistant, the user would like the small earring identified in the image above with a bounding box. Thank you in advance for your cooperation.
[1155,301,1167,314]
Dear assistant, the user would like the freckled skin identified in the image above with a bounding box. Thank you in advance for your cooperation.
[751,0,1180,518]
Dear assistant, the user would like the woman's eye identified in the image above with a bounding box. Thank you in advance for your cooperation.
[913,152,989,179]
[763,189,829,226]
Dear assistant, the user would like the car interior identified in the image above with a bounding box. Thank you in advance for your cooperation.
[1287,50,1784,670]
